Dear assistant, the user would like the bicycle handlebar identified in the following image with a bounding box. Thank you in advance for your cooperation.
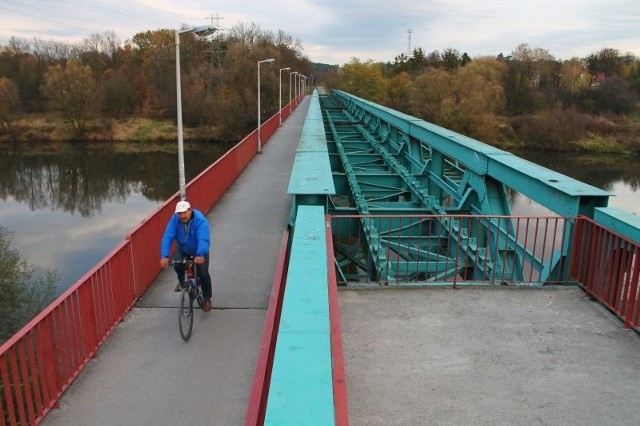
[169,256,195,266]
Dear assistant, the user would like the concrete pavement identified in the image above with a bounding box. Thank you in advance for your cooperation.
[41,97,310,426]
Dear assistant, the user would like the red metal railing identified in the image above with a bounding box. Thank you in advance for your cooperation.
[570,216,640,331]
[325,215,349,426]
[245,230,290,426]
[0,97,303,426]
[329,213,640,332]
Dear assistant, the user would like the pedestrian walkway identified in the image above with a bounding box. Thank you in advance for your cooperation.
[41,97,310,426]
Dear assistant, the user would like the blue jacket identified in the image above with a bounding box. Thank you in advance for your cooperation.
[160,209,210,258]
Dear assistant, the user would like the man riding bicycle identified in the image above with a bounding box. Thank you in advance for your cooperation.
[160,200,213,312]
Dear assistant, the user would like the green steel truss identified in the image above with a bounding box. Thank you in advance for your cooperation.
[321,90,611,286]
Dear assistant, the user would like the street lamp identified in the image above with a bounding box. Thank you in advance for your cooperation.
[257,58,275,154]
[279,67,290,126]
[297,74,304,102]
[289,71,298,114]
[175,24,216,200]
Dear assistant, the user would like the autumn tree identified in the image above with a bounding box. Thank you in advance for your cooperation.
[586,48,623,77]
[411,58,506,142]
[42,58,97,134]
[102,71,137,117]
[0,77,20,133]
[339,58,387,103]
[559,58,591,95]
[450,57,506,141]
[386,72,412,113]
[130,29,175,117]
[410,68,453,123]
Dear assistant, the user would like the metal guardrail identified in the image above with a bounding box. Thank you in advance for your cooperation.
[330,215,573,286]
[0,96,303,426]
[329,214,639,332]
[571,217,640,331]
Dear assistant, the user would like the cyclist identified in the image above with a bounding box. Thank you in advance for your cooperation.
[160,200,213,312]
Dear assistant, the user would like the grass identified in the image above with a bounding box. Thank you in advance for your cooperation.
[0,114,220,143]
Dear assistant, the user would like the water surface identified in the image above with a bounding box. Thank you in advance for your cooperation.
[0,141,233,293]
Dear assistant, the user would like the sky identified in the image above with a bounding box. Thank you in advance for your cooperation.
[1,0,639,65]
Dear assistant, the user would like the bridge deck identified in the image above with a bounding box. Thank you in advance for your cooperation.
[40,97,311,426]
[341,286,640,425]
[37,91,640,426]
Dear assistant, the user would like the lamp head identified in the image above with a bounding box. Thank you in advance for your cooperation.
[191,25,217,36]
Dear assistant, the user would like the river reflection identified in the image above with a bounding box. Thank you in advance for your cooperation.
[0,141,233,293]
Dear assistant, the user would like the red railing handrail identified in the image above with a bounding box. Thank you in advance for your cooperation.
[569,215,640,331]
[325,214,349,426]
[245,230,290,426]
[0,98,302,426]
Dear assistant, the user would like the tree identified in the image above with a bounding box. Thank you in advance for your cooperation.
[579,75,637,114]
[386,72,412,113]
[339,58,387,103]
[410,68,453,123]
[0,77,20,133]
[41,58,97,134]
[442,48,462,71]
[559,58,591,95]
[102,72,137,117]
[410,58,506,141]
[0,226,58,344]
[451,58,507,141]
[586,48,623,77]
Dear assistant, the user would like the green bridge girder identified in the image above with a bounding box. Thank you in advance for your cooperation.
[320,90,611,286]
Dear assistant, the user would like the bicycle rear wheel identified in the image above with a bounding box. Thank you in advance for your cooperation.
[178,288,194,341]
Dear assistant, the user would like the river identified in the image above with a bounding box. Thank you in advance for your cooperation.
[0,141,233,294]
[0,143,638,294]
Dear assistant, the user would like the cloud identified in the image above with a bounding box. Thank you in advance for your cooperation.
[1,0,638,64]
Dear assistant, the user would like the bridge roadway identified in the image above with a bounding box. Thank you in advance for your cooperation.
[41,97,310,426]
[40,91,640,425]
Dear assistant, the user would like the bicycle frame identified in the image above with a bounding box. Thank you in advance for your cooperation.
[172,257,203,341]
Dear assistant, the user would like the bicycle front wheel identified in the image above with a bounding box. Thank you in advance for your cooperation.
[178,288,194,341]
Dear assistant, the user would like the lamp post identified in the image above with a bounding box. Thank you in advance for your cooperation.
[297,74,304,102]
[175,24,216,200]
[289,71,298,114]
[279,67,290,126]
[257,58,275,154]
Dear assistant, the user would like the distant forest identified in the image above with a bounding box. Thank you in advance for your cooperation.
[1,24,639,152]
[0,23,313,141]
[321,45,640,152]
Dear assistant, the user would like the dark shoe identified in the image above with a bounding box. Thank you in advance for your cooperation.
[203,298,212,312]
[174,283,183,292]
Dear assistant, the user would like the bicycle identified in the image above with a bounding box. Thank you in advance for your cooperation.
[171,257,203,341]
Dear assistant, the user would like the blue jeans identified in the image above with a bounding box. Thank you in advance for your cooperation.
[172,248,213,299]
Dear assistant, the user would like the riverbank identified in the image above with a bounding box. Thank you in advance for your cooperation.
[0,114,231,144]
[2,113,638,154]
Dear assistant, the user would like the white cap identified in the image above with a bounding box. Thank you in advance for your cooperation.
[175,200,191,213]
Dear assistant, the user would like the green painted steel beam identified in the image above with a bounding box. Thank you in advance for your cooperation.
[332,89,612,218]
[265,206,334,425]
[288,90,336,225]
[594,208,640,245]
